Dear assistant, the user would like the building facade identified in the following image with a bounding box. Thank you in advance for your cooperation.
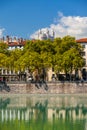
[76,38,87,80]
[0,36,26,50]
[0,36,26,81]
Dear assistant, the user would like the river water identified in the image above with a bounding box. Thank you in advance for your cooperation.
[0,94,87,130]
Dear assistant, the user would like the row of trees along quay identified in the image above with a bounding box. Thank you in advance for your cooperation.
[0,35,85,82]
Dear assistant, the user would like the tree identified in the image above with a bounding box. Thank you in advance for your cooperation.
[23,40,55,72]
[0,42,9,54]
[0,53,7,68]
[53,36,84,80]
[0,35,84,81]
[6,49,23,72]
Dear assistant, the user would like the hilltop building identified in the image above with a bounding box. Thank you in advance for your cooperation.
[37,29,55,40]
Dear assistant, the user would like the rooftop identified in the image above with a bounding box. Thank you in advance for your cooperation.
[76,38,87,43]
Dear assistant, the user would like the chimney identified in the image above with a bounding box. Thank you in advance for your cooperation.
[2,36,5,42]
[6,35,9,43]
[14,37,16,42]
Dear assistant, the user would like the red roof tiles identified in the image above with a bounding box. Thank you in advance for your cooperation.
[76,38,87,43]
[8,41,26,47]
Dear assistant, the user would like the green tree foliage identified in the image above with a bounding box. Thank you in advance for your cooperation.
[0,42,8,54]
[0,53,7,68]
[23,39,55,72]
[54,36,84,74]
[0,35,84,76]
[5,49,23,72]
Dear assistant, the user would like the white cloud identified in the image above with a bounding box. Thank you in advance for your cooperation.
[0,28,5,38]
[30,12,87,40]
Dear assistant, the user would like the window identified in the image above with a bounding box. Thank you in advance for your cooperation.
[81,51,85,56]
[7,69,9,74]
[82,45,85,48]
[52,67,54,72]
[3,69,5,74]
[83,58,86,66]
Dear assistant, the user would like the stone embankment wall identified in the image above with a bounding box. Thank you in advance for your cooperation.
[0,81,87,94]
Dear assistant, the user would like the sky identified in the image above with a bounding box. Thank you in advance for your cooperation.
[0,0,87,39]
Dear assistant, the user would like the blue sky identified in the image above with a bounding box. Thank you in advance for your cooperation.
[0,0,87,39]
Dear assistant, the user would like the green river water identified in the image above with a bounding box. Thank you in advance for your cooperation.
[0,94,87,130]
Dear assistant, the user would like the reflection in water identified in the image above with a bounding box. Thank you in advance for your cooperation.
[0,98,10,109]
[34,100,48,123]
[0,95,87,130]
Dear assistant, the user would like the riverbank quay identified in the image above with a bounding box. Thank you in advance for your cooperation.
[0,81,87,94]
